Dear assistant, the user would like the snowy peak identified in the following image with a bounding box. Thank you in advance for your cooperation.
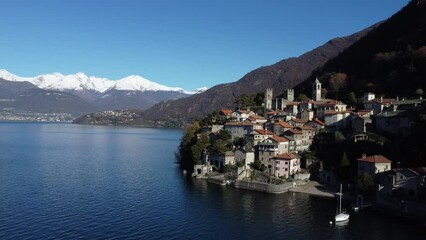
[112,75,188,93]
[0,69,193,94]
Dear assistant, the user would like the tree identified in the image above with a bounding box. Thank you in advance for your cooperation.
[356,172,375,191]
[223,164,233,173]
[339,152,351,178]
[211,139,230,154]
[346,92,358,106]
[217,129,231,141]
[329,72,348,100]
[297,94,308,101]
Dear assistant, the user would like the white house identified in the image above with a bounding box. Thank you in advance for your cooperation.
[357,154,392,176]
[257,136,290,167]
[270,153,301,178]
[234,148,255,169]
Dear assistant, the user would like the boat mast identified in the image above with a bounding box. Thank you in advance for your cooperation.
[339,184,342,214]
[336,184,343,214]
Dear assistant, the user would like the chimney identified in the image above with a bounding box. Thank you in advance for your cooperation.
[380,96,383,102]
[362,154,366,158]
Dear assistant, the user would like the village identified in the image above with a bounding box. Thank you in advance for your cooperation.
[186,78,426,220]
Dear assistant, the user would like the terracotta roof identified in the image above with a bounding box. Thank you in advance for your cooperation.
[273,152,299,160]
[324,110,349,115]
[315,100,346,107]
[277,120,292,128]
[313,118,325,126]
[267,111,277,115]
[286,102,301,106]
[367,98,396,104]
[290,118,307,124]
[248,115,266,120]
[220,109,233,116]
[297,125,315,131]
[286,129,302,135]
[254,129,274,135]
[225,121,254,126]
[271,135,289,142]
[357,109,373,116]
[357,155,392,164]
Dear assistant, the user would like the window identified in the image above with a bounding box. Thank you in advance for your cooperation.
[285,168,288,171]
[285,162,288,165]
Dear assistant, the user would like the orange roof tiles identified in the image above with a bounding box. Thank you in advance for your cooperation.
[220,109,233,116]
[273,153,299,160]
[277,120,292,128]
[271,135,289,142]
[313,118,325,126]
[357,155,392,163]
[255,129,274,135]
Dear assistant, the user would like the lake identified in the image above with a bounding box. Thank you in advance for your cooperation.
[0,123,424,239]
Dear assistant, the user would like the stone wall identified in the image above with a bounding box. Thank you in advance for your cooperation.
[234,180,292,194]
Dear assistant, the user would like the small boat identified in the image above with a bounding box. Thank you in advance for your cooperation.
[335,184,350,222]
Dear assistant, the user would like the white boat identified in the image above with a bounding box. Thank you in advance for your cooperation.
[335,184,350,222]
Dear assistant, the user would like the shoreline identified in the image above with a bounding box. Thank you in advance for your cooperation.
[288,181,336,198]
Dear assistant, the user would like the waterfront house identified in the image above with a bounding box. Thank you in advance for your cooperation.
[377,168,422,196]
[211,151,235,171]
[270,153,301,178]
[234,148,255,169]
[257,136,290,167]
[357,154,392,176]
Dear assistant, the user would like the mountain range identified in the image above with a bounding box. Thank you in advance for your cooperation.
[142,0,426,124]
[3,0,425,124]
[0,70,205,116]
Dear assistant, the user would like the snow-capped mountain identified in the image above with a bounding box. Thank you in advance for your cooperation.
[0,69,205,114]
[0,69,196,94]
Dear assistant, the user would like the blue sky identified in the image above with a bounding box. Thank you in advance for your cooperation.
[0,0,409,91]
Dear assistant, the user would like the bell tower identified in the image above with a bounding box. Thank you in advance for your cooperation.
[264,88,273,110]
[312,78,321,101]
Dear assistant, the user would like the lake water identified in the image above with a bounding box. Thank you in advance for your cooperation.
[0,123,424,239]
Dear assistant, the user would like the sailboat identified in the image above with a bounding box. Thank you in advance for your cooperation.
[335,184,350,222]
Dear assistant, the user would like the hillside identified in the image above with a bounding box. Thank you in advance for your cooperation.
[296,0,426,101]
[142,25,376,123]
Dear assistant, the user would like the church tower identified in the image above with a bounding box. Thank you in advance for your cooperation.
[312,78,321,101]
[285,89,294,102]
[264,88,273,110]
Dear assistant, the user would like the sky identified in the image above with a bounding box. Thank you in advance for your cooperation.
[0,0,409,91]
